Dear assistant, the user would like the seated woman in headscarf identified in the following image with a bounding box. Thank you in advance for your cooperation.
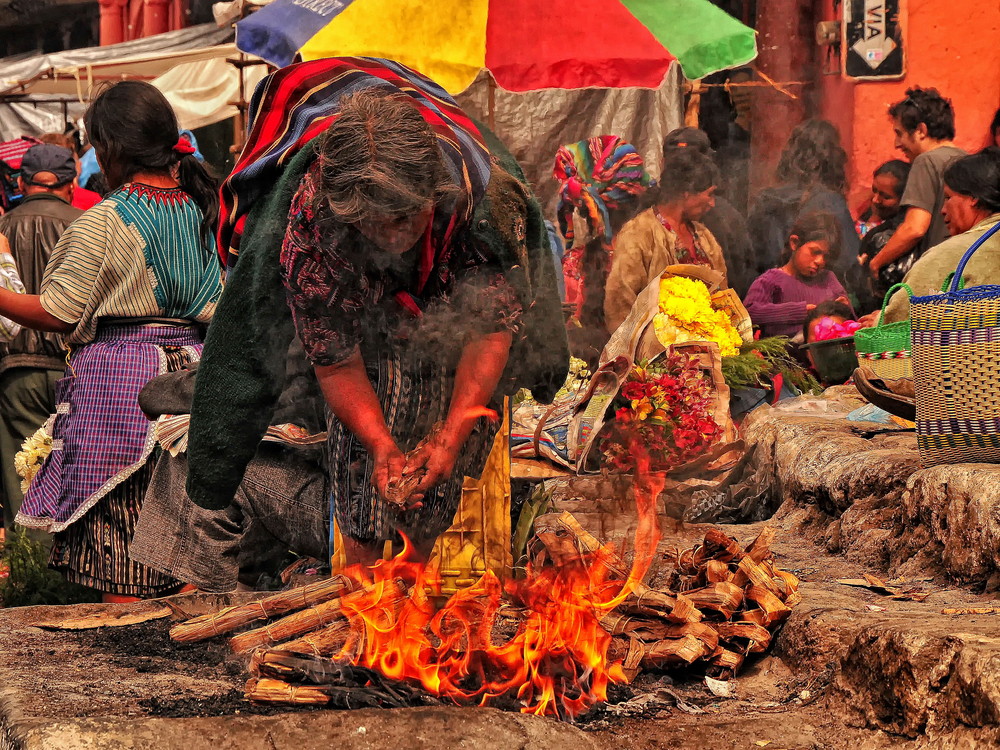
[141,59,566,572]
[604,148,727,332]
[553,135,653,365]
[875,147,1000,325]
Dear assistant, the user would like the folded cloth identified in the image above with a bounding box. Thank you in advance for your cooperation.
[0,251,25,340]
[852,366,916,422]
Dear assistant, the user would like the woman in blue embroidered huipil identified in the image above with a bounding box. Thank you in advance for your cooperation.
[0,81,223,600]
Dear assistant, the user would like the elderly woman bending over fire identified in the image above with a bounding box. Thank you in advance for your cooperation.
[132,58,566,577]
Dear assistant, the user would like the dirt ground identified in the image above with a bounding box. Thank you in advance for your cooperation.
[3,517,996,747]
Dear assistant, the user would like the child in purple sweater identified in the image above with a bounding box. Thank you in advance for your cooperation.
[743,211,851,339]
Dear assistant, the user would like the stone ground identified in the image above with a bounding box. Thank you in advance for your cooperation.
[4,390,1000,748]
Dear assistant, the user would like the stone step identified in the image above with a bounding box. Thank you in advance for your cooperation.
[742,398,1000,586]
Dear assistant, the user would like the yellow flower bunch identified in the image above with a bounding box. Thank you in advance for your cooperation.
[14,425,52,495]
[653,276,742,356]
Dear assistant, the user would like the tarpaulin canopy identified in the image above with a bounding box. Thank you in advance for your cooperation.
[0,24,266,139]
[0,24,233,97]
[237,0,757,93]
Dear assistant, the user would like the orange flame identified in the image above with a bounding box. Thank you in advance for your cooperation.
[334,452,664,720]
[463,406,500,423]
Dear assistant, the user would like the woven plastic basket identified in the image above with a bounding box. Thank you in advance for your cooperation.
[911,222,1000,466]
[854,283,913,380]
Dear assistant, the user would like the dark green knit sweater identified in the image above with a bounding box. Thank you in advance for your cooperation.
[186,129,568,510]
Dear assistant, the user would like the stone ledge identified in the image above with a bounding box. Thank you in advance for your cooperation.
[776,579,1000,743]
[7,707,595,750]
[743,400,1000,584]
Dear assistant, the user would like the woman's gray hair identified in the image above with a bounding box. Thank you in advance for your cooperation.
[314,89,458,224]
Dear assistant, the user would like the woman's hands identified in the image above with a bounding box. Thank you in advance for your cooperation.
[403,428,462,501]
[370,438,407,501]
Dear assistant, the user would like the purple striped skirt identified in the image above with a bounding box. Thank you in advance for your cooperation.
[17,324,202,533]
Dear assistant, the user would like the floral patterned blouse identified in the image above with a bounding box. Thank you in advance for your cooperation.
[280,161,521,367]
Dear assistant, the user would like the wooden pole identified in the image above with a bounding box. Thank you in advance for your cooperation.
[749,0,814,193]
[487,75,497,132]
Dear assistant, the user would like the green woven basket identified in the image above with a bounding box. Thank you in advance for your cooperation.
[854,283,913,380]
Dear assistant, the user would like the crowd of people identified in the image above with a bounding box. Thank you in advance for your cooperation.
[0,66,997,602]
[555,87,1000,359]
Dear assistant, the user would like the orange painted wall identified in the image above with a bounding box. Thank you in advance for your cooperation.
[818,0,1000,213]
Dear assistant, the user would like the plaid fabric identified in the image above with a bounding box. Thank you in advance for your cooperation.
[17,324,202,533]
[49,459,182,597]
[218,56,491,269]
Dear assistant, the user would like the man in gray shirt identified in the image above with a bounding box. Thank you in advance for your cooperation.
[868,87,965,281]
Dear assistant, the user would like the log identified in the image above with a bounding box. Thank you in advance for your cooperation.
[170,574,354,642]
[229,580,405,654]
[745,527,776,564]
[704,560,731,584]
[268,618,358,658]
[246,677,330,705]
[714,622,772,652]
[730,556,782,596]
[745,585,792,625]
[642,635,712,666]
[533,512,680,617]
[684,581,744,618]
[709,646,745,672]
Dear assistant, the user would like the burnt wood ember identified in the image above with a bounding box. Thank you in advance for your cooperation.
[248,651,439,709]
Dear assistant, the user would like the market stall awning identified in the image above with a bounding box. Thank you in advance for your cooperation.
[0,24,267,138]
[236,0,757,93]
[0,23,234,97]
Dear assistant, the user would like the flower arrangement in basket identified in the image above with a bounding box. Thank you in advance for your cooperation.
[14,425,52,494]
[599,353,722,473]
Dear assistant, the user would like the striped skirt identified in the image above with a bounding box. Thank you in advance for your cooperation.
[330,337,497,545]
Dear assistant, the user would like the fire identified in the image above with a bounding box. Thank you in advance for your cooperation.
[333,449,663,720]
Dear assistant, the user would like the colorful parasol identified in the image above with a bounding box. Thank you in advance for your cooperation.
[236,0,757,93]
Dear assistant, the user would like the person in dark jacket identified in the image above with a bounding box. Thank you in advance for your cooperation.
[748,120,860,292]
[0,144,81,545]
[663,127,754,297]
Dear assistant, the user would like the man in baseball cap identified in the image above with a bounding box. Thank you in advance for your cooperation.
[0,143,82,548]
[19,144,77,189]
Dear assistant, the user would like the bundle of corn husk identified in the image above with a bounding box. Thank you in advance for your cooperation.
[528,513,799,679]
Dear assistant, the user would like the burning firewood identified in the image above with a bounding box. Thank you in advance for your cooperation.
[170,574,354,642]
[175,508,800,716]
[531,516,799,679]
[246,652,437,709]
[229,581,406,653]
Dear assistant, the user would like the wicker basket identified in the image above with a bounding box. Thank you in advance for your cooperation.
[911,223,1000,466]
[854,283,913,380]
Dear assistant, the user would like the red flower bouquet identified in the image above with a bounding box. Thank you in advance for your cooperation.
[599,353,722,473]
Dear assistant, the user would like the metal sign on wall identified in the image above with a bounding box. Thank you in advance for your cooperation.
[843,0,905,80]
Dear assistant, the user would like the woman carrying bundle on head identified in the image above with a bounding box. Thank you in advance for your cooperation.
[553,135,652,363]
[0,81,223,601]
[743,211,851,341]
